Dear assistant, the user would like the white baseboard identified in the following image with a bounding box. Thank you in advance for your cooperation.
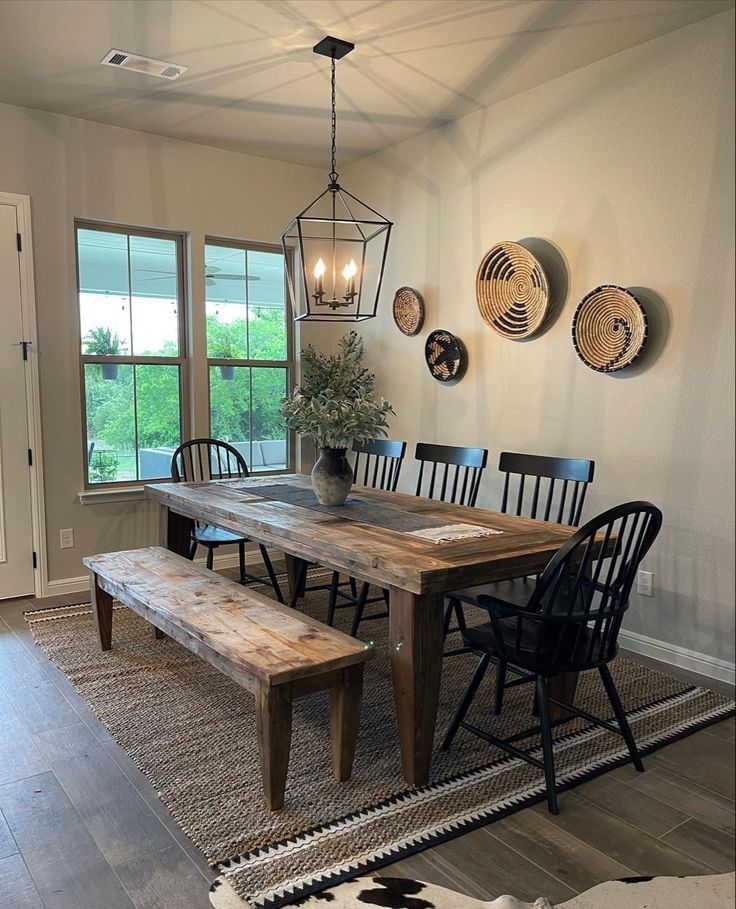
[44,548,274,598]
[619,629,735,686]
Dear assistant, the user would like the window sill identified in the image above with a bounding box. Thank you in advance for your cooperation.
[78,487,148,505]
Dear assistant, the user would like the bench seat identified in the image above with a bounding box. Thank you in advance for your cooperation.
[83,546,374,809]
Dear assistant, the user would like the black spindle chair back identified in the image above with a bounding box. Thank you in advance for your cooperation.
[170,438,283,602]
[172,438,247,483]
[352,438,406,491]
[415,442,488,506]
[325,438,407,632]
[499,452,595,527]
[488,501,662,674]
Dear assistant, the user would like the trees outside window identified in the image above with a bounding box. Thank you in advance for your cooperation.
[77,224,186,485]
[206,240,292,472]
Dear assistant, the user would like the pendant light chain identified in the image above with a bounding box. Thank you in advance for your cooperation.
[329,50,338,185]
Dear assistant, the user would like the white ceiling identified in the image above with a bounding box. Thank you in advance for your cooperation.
[0,0,732,169]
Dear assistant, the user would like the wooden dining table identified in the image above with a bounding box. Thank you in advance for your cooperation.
[145,474,582,788]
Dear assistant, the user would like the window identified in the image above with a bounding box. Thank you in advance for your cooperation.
[77,223,187,485]
[205,239,292,472]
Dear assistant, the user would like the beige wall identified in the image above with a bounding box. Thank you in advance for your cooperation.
[303,11,735,666]
[0,103,322,583]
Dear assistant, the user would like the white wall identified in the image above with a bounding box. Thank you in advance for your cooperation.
[303,11,735,667]
[0,103,322,584]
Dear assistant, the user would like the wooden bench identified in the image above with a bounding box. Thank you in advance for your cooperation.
[83,546,374,810]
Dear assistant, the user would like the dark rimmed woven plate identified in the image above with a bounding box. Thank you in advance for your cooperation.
[476,241,549,339]
[425,329,465,382]
[572,285,648,372]
[392,286,425,336]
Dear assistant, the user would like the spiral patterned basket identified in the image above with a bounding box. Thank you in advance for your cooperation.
[475,241,550,339]
[425,329,465,382]
[392,286,425,336]
[572,285,648,373]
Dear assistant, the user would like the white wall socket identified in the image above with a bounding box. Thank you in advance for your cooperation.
[60,528,74,549]
[637,569,653,597]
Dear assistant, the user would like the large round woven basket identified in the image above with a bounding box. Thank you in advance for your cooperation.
[572,285,648,373]
[392,286,425,336]
[475,241,549,339]
[425,329,465,382]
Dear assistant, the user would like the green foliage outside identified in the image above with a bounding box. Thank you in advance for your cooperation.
[282,331,394,450]
[83,326,127,355]
[84,308,288,481]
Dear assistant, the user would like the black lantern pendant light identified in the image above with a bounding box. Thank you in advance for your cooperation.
[281,37,392,322]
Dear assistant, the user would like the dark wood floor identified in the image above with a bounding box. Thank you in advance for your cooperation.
[0,588,733,909]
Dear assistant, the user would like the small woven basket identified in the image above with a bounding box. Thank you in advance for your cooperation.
[476,241,549,339]
[392,286,425,336]
[572,285,648,373]
[425,330,465,382]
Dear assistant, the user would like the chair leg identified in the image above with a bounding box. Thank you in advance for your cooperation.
[259,545,284,603]
[536,675,559,815]
[442,653,491,750]
[350,582,371,638]
[455,600,467,632]
[494,659,507,715]
[237,541,246,584]
[443,598,457,638]
[206,545,214,571]
[288,559,308,609]
[349,576,358,599]
[188,540,197,561]
[599,664,644,772]
[327,571,341,626]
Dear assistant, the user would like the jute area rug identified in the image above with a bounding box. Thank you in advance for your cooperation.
[26,571,734,909]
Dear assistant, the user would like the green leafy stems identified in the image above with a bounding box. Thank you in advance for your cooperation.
[83,326,127,356]
[281,331,394,450]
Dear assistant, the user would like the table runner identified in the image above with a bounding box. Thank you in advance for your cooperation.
[219,481,502,543]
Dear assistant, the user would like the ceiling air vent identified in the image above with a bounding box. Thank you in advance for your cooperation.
[100,49,187,80]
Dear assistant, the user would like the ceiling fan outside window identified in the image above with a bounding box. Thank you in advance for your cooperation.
[137,265,260,286]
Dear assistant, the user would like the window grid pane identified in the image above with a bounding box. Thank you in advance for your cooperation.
[77,224,185,486]
[206,238,291,474]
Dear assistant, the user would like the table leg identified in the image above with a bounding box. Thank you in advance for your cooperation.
[549,671,579,721]
[165,507,193,557]
[389,588,444,787]
[90,571,113,651]
[285,554,307,603]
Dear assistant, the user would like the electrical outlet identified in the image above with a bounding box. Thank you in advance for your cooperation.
[60,528,74,549]
[637,569,653,597]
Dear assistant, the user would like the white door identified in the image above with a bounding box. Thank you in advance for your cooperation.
[0,202,35,598]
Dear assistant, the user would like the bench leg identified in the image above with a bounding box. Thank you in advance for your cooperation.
[255,682,293,811]
[89,571,113,651]
[152,626,165,641]
[330,664,364,782]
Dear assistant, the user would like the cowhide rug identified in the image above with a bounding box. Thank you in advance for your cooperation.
[210,872,735,909]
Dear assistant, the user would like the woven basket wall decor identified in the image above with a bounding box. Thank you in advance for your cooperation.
[425,329,465,382]
[572,285,648,373]
[475,241,550,339]
[392,286,425,336]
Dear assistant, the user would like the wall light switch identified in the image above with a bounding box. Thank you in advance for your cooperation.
[637,569,653,597]
[60,528,74,549]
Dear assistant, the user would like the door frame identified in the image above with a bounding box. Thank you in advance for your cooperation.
[0,191,47,598]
